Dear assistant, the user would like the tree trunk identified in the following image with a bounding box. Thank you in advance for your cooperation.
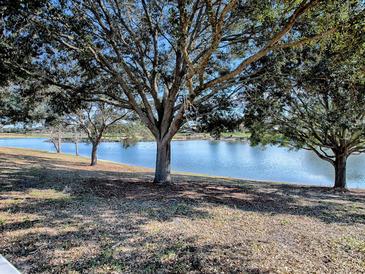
[57,130,62,153]
[75,141,79,156]
[74,130,79,156]
[334,154,347,189]
[154,139,171,184]
[51,139,60,153]
[90,142,98,166]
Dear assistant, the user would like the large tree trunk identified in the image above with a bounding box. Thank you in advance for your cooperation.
[334,154,347,189]
[154,139,171,184]
[90,142,98,166]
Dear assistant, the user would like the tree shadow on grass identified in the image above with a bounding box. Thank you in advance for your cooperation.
[1,150,365,273]
[1,150,365,224]
[0,191,210,273]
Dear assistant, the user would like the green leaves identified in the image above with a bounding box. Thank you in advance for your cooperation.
[243,1,365,163]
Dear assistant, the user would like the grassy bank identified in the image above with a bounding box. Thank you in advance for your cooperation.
[0,148,364,273]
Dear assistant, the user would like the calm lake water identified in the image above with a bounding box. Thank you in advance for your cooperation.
[1,138,365,189]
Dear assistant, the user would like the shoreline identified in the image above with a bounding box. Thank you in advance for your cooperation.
[1,146,363,191]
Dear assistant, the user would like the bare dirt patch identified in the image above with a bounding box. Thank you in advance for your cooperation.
[0,147,364,273]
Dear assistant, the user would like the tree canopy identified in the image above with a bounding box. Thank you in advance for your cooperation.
[0,0,362,185]
[0,0,47,85]
[243,4,365,189]
[23,0,353,184]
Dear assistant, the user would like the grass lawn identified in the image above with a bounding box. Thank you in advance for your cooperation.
[221,131,251,139]
[0,147,364,273]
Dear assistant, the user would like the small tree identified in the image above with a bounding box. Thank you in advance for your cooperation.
[244,15,365,189]
[48,119,63,153]
[67,103,129,166]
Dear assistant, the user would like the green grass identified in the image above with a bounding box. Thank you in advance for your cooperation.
[339,237,365,255]
[0,133,49,138]
[221,131,251,139]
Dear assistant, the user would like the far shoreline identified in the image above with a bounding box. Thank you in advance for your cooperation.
[0,132,250,143]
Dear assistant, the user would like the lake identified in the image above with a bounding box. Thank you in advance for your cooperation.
[0,138,364,188]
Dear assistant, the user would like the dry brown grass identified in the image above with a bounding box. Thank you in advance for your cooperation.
[0,147,364,273]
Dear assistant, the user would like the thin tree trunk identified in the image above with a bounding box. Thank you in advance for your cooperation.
[51,139,60,153]
[57,130,62,153]
[74,130,79,156]
[75,140,79,156]
[90,142,98,166]
[51,140,60,153]
[334,154,347,189]
[154,139,171,184]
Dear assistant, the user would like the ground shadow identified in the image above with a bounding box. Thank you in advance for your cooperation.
[1,150,365,224]
[1,150,365,273]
